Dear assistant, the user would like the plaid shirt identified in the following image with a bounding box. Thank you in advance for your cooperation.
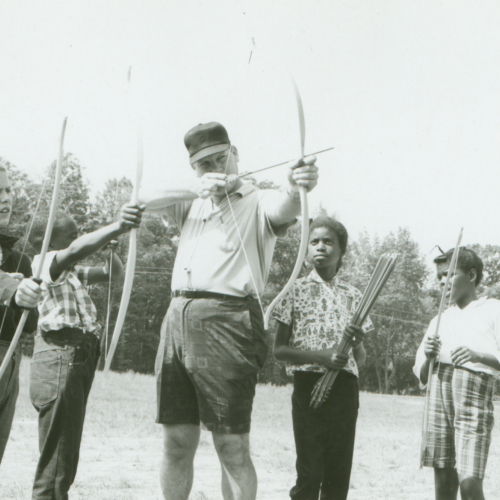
[32,251,99,334]
[272,268,374,377]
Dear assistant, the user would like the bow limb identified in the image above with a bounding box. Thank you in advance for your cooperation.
[420,227,463,467]
[103,247,114,365]
[264,187,308,330]
[104,134,143,374]
[263,76,309,330]
[0,117,67,381]
[103,179,121,365]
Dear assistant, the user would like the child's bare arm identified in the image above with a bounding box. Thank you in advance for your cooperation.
[451,346,500,371]
[273,321,294,361]
[50,204,143,282]
[274,320,348,370]
[344,324,367,367]
[419,334,441,385]
[86,241,124,285]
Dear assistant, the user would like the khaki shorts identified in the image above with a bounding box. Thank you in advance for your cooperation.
[155,296,267,434]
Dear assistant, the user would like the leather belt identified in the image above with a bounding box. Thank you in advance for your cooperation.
[171,290,248,301]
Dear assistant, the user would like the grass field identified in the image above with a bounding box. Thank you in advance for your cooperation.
[2,357,500,500]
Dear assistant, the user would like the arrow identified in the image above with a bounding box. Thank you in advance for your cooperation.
[228,146,333,182]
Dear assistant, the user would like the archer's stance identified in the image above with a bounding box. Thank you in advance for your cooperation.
[273,217,373,500]
[28,204,143,500]
[140,122,318,500]
[414,248,500,500]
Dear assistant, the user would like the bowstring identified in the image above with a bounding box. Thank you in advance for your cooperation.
[224,181,265,317]
[16,175,50,259]
[435,240,462,373]
[223,150,265,317]
[222,38,265,318]
[0,172,50,336]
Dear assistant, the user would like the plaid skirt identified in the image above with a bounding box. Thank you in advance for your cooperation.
[422,363,495,479]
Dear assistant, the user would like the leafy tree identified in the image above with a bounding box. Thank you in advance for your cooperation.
[112,214,177,373]
[5,154,93,257]
[259,220,304,385]
[1,158,44,242]
[8,157,499,395]
[25,154,92,226]
[57,154,90,226]
[467,244,500,298]
[254,180,309,384]
[89,177,178,373]
[342,228,432,394]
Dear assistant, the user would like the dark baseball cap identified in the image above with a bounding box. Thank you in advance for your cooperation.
[184,122,230,164]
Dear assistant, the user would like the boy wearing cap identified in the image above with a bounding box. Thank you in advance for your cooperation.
[414,248,500,500]
[0,162,42,464]
[140,122,318,500]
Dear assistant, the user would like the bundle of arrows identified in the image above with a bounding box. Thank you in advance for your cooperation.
[309,253,399,409]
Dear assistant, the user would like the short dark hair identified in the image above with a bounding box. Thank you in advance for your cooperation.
[29,211,73,253]
[433,247,483,286]
[309,216,348,271]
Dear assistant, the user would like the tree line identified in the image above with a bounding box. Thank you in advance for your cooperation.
[3,153,500,394]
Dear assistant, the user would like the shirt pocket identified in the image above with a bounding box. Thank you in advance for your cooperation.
[29,350,62,409]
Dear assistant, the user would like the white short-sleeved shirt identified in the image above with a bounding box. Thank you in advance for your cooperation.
[33,251,99,334]
[163,183,293,298]
[413,297,500,381]
[272,268,374,377]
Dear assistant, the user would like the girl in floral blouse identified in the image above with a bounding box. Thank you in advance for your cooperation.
[273,216,373,500]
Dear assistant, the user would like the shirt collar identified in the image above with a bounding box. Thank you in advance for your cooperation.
[203,183,257,216]
[233,182,257,198]
[449,295,487,313]
[214,183,256,212]
[463,296,487,309]
[309,268,338,285]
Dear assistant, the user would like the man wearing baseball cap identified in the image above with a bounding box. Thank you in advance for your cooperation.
[141,122,318,500]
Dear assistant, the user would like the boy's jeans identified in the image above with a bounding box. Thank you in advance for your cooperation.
[30,328,100,500]
[0,340,20,463]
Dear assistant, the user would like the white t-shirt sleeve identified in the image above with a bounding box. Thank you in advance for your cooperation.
[492,301,500,365]
[32,251,70,285]
[161,201,194,230]
[259,189,298,238]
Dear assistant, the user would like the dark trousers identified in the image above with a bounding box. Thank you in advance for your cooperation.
[0,340,20,463]
[290,370,359,500]
[29,329,100,500]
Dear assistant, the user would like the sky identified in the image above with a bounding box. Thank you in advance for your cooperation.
[1,0,500,268]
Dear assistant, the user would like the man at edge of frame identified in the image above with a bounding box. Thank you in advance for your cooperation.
[139,122,318,500]
[413,247,500,500]
[0,161,42,464]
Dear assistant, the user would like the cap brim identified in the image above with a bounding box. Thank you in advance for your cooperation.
[190,144,230,164]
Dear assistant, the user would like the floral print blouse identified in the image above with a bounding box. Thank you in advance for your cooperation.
[273,268,374,376]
